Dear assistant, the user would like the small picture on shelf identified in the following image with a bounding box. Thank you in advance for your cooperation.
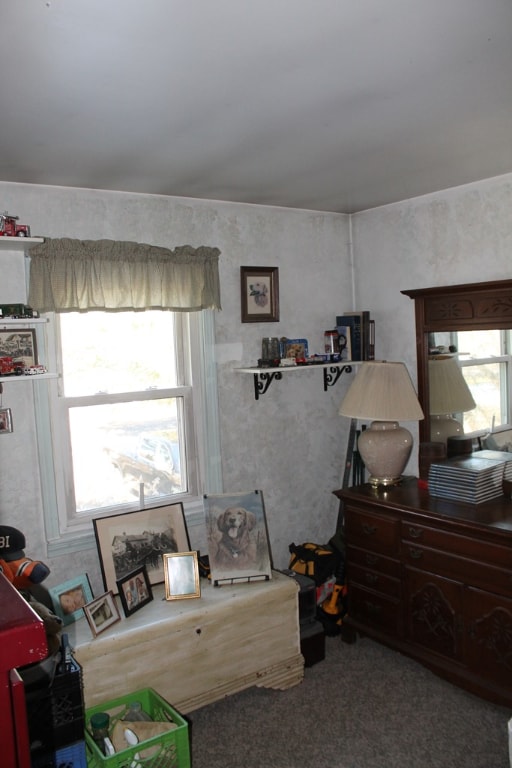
[336,326,352,361]
[283,338,308,360]
[0,329,37,368]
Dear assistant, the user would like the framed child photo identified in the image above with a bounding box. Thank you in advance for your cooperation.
[240,266,279,323]
[49,573,94,626]
[116,565,153,617]
[83,591,121,637]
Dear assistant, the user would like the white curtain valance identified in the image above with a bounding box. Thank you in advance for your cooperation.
[28,238,221,313]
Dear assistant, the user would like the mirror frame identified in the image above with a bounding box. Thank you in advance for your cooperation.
[402,279,512,443]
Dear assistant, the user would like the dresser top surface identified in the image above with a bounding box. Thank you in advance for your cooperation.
[335,477,512,536]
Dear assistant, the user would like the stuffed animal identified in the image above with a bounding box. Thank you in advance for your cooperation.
[0,525,50,590]
[26,597,63,656]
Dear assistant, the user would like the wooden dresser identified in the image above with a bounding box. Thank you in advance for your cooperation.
[335,478,512,707]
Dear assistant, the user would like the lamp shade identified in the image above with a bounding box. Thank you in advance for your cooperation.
[338,361,424,487]
[338,361,424,422]
[428,356,476,415]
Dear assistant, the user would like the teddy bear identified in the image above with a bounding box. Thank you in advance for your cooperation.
[0,525,62,657]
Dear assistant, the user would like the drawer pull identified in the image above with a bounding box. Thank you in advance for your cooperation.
[365,573,379,586]
[407,526,423,539]
[362,524,377,536]
[365,554,379,566]
[408,547,423,560]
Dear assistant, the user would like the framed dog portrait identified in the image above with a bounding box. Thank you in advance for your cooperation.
[93,502,190,594]
[163,552,201,600]
[49,573,94,626]
[240,266,279,323]
[83,591,121,638]
[116,565,153,617]
[204,491,273,586]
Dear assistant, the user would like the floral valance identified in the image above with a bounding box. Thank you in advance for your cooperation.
[28,238,221,313]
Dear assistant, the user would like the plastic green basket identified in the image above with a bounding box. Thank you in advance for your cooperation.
[85,688,190,768]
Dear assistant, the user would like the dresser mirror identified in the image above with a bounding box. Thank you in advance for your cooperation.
[402,280,512,444]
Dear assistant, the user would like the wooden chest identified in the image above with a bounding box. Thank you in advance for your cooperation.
[73,570,303,714]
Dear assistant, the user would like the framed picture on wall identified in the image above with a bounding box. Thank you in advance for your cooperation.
[240,266,279,323]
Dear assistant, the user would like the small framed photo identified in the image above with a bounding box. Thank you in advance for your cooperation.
[283,338,309,360]
[0,407,13,434]
[83,591,121,637]
[0,328,37,367]
[116,565,153,617]
[241,266,279,323]
[163,551,201,601]
[49,573,94,626]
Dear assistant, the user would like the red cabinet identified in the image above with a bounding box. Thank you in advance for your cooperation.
[0,573,47,768]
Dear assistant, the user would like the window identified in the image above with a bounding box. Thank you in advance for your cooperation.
[453,329,511,434]
[38,309,221,554]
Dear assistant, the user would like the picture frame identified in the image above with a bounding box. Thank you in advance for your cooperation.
[0,407,13,434]
[83,591,121,637]
[116,565,153,617]
[0,328,37,367]
[163,551,201,600]
[49,573,94,626]
[204,490,273,586]
[283,338,309,360]
[240,266,279,323]
[93,502,190,594]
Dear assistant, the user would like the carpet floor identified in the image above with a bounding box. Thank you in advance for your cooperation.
[188,635,511,768]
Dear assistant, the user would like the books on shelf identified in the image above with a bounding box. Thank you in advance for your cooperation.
[336,311,374,361]
[428,450,512,504]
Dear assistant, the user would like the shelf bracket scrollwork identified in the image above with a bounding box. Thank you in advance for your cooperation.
[253,371,283,400]
[323,364,352,391]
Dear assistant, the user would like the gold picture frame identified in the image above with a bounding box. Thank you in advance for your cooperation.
[163,551,201,600]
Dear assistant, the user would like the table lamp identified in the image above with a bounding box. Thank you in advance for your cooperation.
[428,355,476,445]
[338,361,424,487]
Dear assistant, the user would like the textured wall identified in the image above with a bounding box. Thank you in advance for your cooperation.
[0,182,352,596]
[351,172,512,471]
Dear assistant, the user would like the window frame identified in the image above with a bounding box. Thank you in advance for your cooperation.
[35,310,222,557]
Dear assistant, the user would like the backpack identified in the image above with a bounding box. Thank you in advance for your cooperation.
[288,542,342,586]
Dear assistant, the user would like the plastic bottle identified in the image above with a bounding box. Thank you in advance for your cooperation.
[324,330,339,359]
[122,701,152,722]
[90,712,110,754]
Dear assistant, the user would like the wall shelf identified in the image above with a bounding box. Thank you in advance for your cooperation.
[0,373,58,384]
[0,236,44,251]
[235,361,354,399]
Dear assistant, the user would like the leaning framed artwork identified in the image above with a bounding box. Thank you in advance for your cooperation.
[204,490,273,586]
[0,328,37,367]
[83,591,121,637]
[240,266,279,323]
[116,565,153,617]
[93,503,190,594]
[49,573,94,626]
[163,552,201,601]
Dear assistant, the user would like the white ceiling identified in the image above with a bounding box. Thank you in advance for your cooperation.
[1,0,511,214]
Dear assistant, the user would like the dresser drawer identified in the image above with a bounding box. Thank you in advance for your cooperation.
[348,584,402,636]
[346,545,401,578]
[402,542,512,597]
[348,562,401,599]
[401,521,511,570]
[345,507,400,556]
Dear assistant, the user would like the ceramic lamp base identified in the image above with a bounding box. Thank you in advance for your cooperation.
[430,414,463,445]
[358,420,414,487]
